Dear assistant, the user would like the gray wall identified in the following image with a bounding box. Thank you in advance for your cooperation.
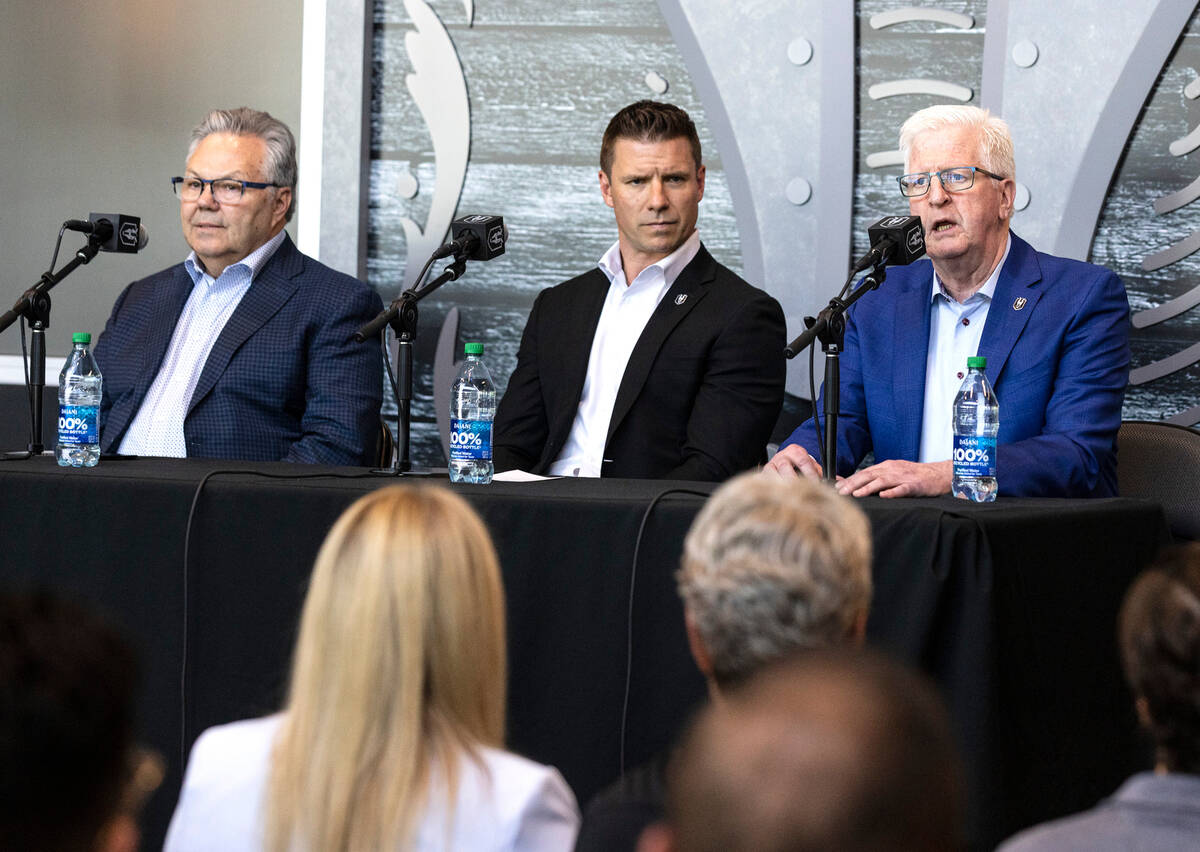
[0,0,302,359]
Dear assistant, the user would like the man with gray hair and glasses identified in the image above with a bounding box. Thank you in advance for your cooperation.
[574,471,872,851]
[766,104,1129,499]
[94,107,383,464]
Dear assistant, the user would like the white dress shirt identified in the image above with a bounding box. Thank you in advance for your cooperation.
[549,230,702,477]
[118,230,287,457]
[917,235,1011,463]
[163,714,581,852]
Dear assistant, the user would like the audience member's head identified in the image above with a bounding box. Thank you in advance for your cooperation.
[266,485,507,852]
[1119,543,1200,774]
[677,472,872,689]
[0,590,142,852]
[649,649,965,852]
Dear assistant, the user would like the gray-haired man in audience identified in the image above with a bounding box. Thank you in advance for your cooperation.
[574,472,873,851]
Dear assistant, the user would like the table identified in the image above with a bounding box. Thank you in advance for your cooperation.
[0,457,1169,849]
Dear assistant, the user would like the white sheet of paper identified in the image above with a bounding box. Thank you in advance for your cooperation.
[491,469,559,482]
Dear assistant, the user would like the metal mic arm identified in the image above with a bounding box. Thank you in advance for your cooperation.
[783,264,887,482]
[0,238,102,336]
[354,256,467,475]
[0,237,104,458]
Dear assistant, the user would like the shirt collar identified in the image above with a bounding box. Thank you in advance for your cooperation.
[930,232,1012,304]
[184,229,288,285]
[598,229,702,289]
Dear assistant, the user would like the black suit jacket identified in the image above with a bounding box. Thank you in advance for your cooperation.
[494,245,785,481]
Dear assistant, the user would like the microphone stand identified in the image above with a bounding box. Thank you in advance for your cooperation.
[783,262,888,482]
[354,255,468,475]
[0,237,105,460]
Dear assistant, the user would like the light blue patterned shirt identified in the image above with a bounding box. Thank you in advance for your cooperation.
[118,230,288,457]
[917,235,1010,463]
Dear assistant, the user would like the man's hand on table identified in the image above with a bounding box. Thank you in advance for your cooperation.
[763,446,952,499]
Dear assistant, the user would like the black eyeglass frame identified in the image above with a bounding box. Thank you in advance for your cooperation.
[170,176,282,202]
[896,165,1007,198]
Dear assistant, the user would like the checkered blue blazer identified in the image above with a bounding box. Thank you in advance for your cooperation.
[94,235,383,465]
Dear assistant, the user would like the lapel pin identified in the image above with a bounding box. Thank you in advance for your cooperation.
[1012,297,1027,311]
[675,294,688,306]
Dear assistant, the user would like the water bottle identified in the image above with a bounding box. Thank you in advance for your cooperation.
[57,332,103,467]
[952,355,999,501]
[449,342,495,484]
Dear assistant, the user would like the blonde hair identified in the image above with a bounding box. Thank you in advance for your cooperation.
[264,485,507,852]
[898,104,1015,180]
[678,473,872,686]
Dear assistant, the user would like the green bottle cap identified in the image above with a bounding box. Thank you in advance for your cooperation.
[72,332,91,345]
[967,356,986,370]
[464,342,484,356]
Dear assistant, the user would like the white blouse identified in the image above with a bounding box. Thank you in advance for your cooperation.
[163,715,580,851]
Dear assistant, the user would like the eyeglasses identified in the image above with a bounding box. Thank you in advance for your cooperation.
[897,166,1006,197]
[171,176,281,204]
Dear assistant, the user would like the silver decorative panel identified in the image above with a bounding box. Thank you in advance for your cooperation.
[659,0,855,397]
[361,0,1200,464]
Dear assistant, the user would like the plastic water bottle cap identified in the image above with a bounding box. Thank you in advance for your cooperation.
[966,355,986,369]
[464,342,484,355]
[72,332,91,344]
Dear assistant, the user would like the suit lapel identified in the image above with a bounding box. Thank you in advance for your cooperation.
[187,235,303,413]
[558,270,610,409]
[978,233,1042,386]
[102,266,193,447]
[888,266,934,461]
[605,246,714,445]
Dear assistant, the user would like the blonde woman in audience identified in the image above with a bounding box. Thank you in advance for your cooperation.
[164,485,580,852]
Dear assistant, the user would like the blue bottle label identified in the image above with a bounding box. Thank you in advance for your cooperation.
[58,404,99,445]
[953,434,996,478]
[449,418,492,461]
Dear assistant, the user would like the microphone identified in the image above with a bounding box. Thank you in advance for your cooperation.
[431,215,506,261]
[848,215,924,275]
[63,214,148,253]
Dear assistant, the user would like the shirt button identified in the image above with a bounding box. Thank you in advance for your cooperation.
[962,317,970,326]
[957,371,964,379]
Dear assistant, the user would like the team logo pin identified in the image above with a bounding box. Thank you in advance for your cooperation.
[1012,297,1027,311]
[675,294,688,305]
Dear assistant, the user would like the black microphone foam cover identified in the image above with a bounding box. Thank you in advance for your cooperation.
[866,215,925,266]
[451,215,506,261]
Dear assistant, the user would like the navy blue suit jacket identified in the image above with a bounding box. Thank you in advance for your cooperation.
[781,233,1130,497]
[94,234,383,465]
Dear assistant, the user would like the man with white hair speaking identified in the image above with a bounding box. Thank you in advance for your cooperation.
[765,105,1129,498]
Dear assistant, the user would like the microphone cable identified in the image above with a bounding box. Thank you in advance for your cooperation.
[619,486,710,776]
[179,467,380,770]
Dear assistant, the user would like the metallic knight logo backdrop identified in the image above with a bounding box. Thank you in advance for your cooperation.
[369,0,1200,467]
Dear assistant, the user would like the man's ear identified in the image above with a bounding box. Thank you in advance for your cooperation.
[684,609,713,680]
[95,814,139,852]
[636,820,677,852]
[599,168,615,209]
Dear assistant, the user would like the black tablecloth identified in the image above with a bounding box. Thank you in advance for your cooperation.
[0,457,1170,850]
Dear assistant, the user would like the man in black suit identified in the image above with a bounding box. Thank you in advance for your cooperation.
[493,101,785,481]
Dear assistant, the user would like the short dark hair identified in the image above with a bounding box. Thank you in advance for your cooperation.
[0,590,139,852]
[1119,544,1200,773]
[666,649,965,852]
[600,100,702,176]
